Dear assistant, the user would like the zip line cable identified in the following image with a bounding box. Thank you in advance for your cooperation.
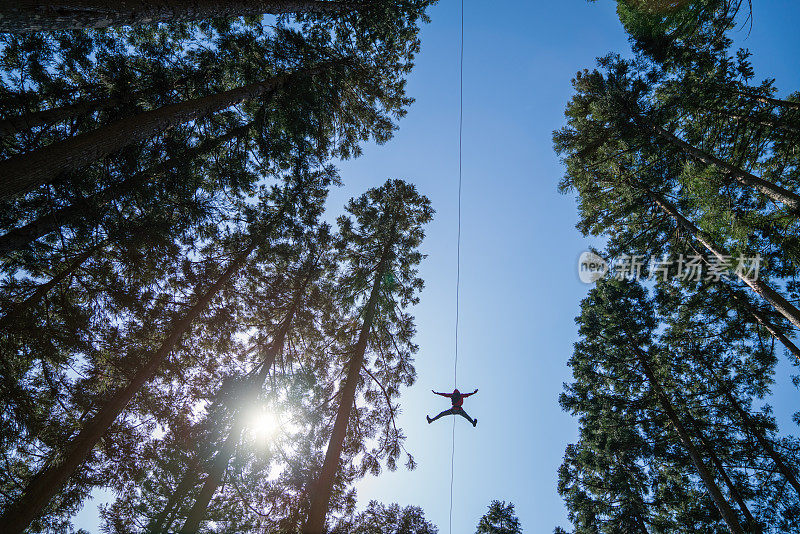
[454,0,463,393]
[449,0,465,532]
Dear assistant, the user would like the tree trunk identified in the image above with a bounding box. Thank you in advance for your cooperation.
[717,111,800,136]
[686,413,759,532]
[304,240,392,534]
[644,121,800,215]
[0,62,333,201]
[179,426,242,533]
[0,124,250,255]
[0,0,360,32]
[0,96,117,137]
[723,286,800,365]
[727,391,800,496]
[180,269,312,532]
[696,354,800,498]
[648,191,800,331]
[734,89,800,112]
[0,243,101,328]
[0,238,259,534]
[630,342,745,534]
[148,456,202,533]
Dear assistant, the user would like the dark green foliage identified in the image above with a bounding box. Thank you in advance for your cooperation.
[558,278,800,533]
[476,500,522,534]
[557,3,800,533]
[332,500,439,534]
[0,3,436,532]
[304,179,433,533]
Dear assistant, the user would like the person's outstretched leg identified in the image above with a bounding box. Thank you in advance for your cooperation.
[456,408,477,427]
[427,408,455,424]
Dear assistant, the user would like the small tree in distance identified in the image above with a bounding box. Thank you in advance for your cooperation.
[476,500,522,534]
[331,500,438,534]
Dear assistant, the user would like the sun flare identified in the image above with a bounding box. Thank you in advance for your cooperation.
[247,408,279,442]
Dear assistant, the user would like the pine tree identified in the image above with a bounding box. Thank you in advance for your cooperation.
[304,179,433,534]
[564,280,733,532]
[332,500,439,534]
[0,170,331,533]
[0,0,360,32]
[476,500,522,534]
[555,53,800,356]
[177,228,333,533]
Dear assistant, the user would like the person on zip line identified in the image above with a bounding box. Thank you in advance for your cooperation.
[427,388,478,427]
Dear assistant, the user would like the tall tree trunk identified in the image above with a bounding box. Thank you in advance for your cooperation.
[734,89,800,112]
[179,426,243,533]
[629,342,745,534]
[180,269,313,532]
[0,124,250,255]
[0,76,194,137]
[0,96,117,137]
[714,111,800,135]
[722,285,800,365]
[696,354,800,498]
[0,242,101,329]
[727,392,800,496]
[0,238,260,534]
[0,0,360,32]
[0,62,334,201]
[148,456,202,533]
[647,190,800,331]
[685,413,759,532]
[304,240,392,534]
[642,120,800,215]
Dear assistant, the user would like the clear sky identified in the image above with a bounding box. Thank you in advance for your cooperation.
[72,1,800,532]
[333,1,800,533]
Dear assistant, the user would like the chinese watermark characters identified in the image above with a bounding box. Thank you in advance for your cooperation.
[578,252,762,284]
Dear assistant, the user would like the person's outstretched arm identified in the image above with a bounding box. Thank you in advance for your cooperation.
[432,390,449,396]
[461,389,479,398]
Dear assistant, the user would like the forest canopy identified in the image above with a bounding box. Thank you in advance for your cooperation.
[2,0,800,533]
[0,3,437,533]
[556,0,800,532]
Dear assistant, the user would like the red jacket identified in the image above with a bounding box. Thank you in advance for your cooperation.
[434,389,475,408]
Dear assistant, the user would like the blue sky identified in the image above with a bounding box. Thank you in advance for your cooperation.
[74,0,800,531]
[334,1,800,532]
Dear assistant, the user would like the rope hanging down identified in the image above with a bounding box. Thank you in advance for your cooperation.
[449,0,465,532]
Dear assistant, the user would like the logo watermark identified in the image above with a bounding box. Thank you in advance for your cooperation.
[577,252,762,284]
[578,251,609,283]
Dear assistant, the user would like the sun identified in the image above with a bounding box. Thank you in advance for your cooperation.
[247,408,279,443]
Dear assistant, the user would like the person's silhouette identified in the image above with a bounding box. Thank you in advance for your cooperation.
[427,388,478,427]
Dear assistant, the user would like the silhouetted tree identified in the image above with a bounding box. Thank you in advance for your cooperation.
[476,500,522,534]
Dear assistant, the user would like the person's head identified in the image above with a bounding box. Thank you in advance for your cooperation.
[453,388,460,395]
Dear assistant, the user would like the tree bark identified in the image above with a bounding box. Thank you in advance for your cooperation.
[303,239,392,534]
[686,414,759,532]
[0,238,259,534]
[0,0,360,32]
[629,343,745,534]
[696,354,800,498]
[0,62,334,201]
[0,96,116,137]
[0,243,101,329]
[644,121,800,215]
[148,456,202,533]
[0,124,250,255]
[647,190,800,331]
[723,286,800,366]
[734,89,800,112]
[179,269,313,532]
